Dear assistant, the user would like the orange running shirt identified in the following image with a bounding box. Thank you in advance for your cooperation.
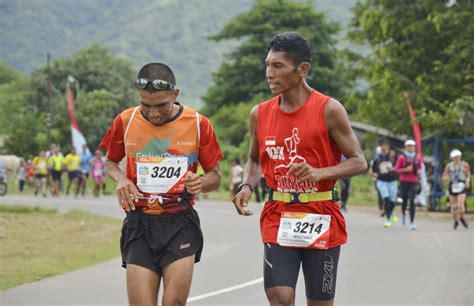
[100,103,223,214]
[257,90,347,248]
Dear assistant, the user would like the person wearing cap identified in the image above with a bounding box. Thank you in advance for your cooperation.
[443,149,471,229]
[372,137,399,227]
[395,139,422,229]
[100,62,224,305]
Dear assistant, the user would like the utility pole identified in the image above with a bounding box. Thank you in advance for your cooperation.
[46,52,52,148]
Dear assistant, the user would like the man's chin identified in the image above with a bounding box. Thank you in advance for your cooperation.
[269,88,281,96]
[150,119,165,126]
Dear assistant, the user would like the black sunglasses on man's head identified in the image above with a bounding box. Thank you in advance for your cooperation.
[134,78,175,91]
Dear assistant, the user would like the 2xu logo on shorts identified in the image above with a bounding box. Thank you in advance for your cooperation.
[322,253,334,294]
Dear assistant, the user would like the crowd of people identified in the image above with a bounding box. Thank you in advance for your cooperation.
[16,144,107,198]
[370,137,471,230]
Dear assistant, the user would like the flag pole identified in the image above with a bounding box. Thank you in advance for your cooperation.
[46,52,52,148]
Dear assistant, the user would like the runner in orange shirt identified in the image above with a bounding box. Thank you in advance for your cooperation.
[100,62,223,306]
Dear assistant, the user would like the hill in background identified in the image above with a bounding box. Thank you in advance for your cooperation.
[0,0,358,108]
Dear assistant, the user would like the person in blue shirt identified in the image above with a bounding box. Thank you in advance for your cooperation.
[79,144,93,196]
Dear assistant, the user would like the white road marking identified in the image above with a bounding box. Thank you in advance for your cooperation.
[187,277,264,302]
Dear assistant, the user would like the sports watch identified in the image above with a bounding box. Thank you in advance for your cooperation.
[237,183,253,193]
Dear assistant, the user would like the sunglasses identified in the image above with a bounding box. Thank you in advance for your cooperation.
[134,78,175,91]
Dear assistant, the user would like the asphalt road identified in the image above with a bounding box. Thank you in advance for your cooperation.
[0,195,472,306]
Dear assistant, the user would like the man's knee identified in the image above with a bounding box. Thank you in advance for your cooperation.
[163,295,187,306]
[266,287,294,306]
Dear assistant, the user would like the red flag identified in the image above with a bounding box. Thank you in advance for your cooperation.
[66,84,87,150]
[404,92,422,158]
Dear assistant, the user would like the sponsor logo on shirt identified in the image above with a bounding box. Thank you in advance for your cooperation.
[265,136,285,160]
[177,141,195,146]
[180,243,191,250]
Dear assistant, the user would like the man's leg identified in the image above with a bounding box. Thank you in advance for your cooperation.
[162,255,195,306]
[458,193,469,228]
[400,182,408,223]
[40,177,47,196]
[408,183,417,224]
[126,264,160,306]
[376,181,391,226]
[66,173,72,195]
[339,179,350,211]
[74,174,81,196]
[254,184,261,203]
[374,181,384,216]
[264,243,300,306]
[302,247,340,306]
[449,195,460,229]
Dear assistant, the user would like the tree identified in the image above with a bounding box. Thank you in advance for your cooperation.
[1,45,137,155]
[347,0,474,137]
[202,0,351,115]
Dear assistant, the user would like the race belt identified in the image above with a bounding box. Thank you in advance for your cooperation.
[268,189,339,204]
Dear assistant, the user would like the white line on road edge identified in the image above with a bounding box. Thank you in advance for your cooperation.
[188,277,264,302]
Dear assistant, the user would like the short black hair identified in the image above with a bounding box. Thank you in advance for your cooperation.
[378,137,391,145]
[267,32,311,66]
[137,63,176,92]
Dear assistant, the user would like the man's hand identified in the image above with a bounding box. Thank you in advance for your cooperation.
[404,165,413,173]
[232,186,253,216]
[287,162,324,184]
[116,177,143,212]
[183,172,202,195]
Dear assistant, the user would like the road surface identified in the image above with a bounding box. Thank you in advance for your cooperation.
[0,195,472,305]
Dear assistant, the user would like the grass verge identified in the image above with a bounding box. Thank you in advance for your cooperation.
[0,204,121,290]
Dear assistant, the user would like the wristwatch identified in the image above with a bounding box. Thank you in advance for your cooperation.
[237,183,253,193]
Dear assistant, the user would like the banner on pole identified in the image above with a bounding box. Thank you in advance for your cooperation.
[66,83,87,150]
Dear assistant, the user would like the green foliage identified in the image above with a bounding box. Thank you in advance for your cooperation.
[1,1,362,109]
[0,45,136,155]
[202,0,353,115]
[0,0,256,109]
[347,0,474,137]
[210,101,255,147]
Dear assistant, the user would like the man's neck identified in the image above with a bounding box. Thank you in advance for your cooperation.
[280,81,313,112]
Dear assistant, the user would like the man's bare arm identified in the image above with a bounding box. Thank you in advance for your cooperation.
[232,105,261,216]
[105,159,142,211]
[323,98,368,179]
[184,164,221,195]
[242,105,262,188]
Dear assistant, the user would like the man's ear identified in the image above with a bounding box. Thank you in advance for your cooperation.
[298,62,311,77]
[173,87,180,99]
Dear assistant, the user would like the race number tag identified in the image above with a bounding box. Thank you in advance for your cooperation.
[452,182,465,193]
[277,212,331,249]
[136,156,188,193]
[93,168,103,177]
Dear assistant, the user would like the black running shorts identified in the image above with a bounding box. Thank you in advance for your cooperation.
[68,170,81,180]
[51,170,62,181]
[120,207,203,276]
[264,243,341,301]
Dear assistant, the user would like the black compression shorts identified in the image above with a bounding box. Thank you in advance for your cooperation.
[264,243,341,301]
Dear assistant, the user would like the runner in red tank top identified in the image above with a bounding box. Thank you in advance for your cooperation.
[232,32,367,305]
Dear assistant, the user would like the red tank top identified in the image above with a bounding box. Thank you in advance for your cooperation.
[257,90,347,248]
